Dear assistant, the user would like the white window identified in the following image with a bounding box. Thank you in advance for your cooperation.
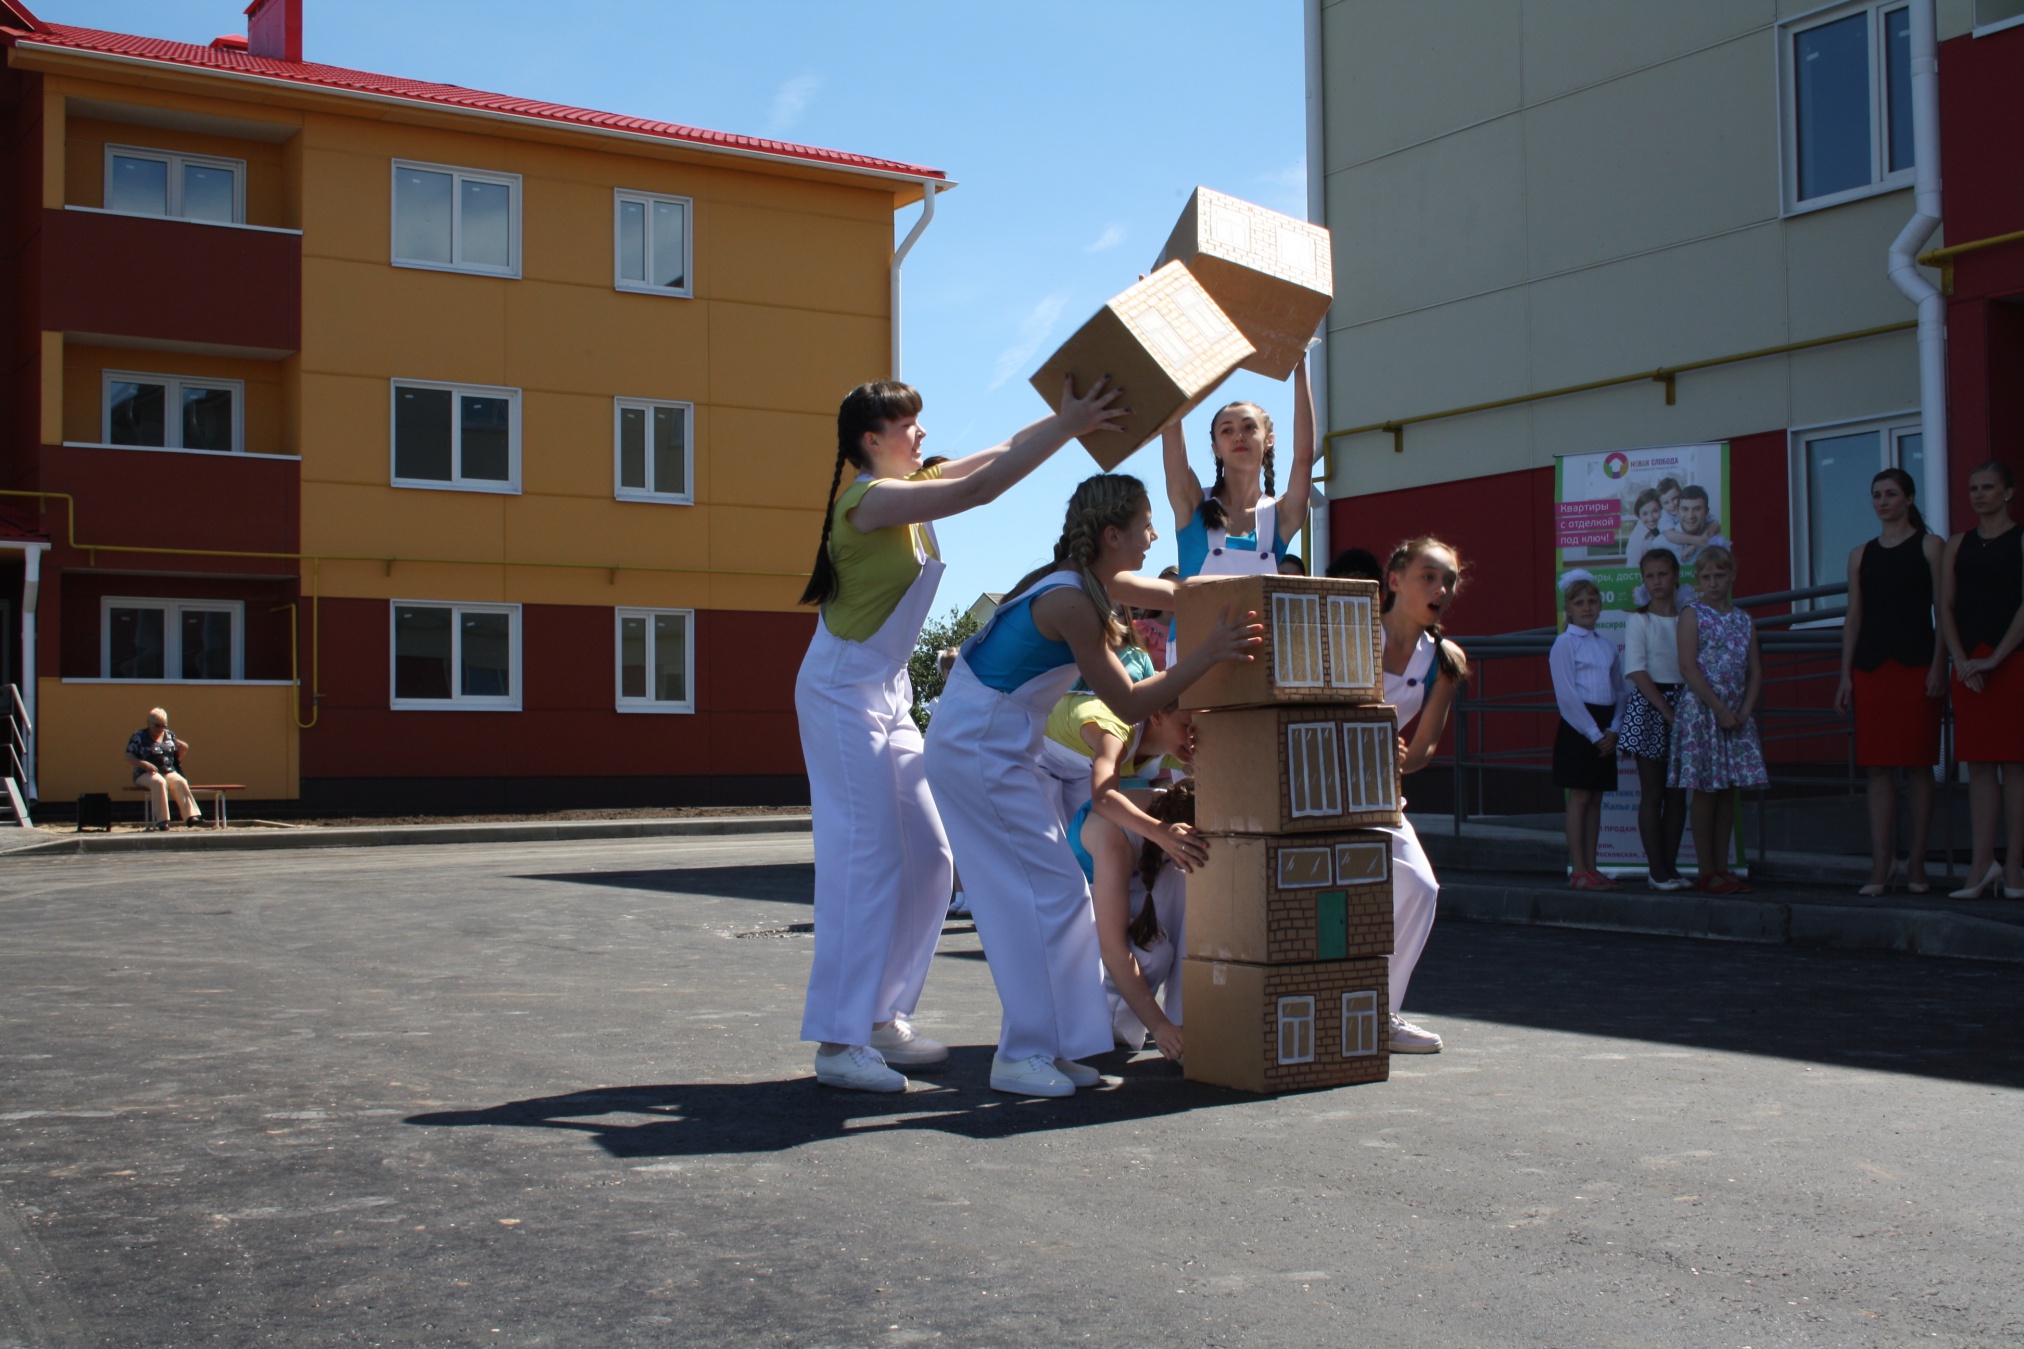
[1791,413,1923,595]
[1341,721,1397,813]
[103,371,243,452]
[101,598,243,681]
[614,190,692,297]
[1285,722,1342,818]
[1276,995,1316,1065]
[1335,839,1389,886]
[1781,2,1915,212]
[1276,845,1334,889]
[615,608,695,713]
[613,398,693,503]
[391,602,520,710]
[1340,991,1380,1058]
[392,160,520,276]
[1326,594,1375,690]
[1272,593,1323,687]
[390,381,520,493]
[1975,0,2024,35]
[104,144,244,224]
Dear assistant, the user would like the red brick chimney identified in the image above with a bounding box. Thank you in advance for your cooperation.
[245,0,301,62]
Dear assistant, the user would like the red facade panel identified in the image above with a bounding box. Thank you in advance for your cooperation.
[40,207,300,354]
[35,441,300,569]
[1937,25,2024,245]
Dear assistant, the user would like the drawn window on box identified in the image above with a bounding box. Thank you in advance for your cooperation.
[1341,991,1380,1058]
[1172,286,1235,346]
[1133,307,1196,370]
[1335,840,1388,886]
[1286,723,1342,817]
[1210,204,1249,250]
[1277,845,1333,889]
[1277,995,1316,1065]
[1326,595,1374,689]
[1340,723,1396,812]
[1273,594,1324,687]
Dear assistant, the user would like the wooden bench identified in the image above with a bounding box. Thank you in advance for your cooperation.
[126,783,246,828]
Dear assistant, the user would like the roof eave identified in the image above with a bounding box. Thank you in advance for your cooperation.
[11,39,955,200]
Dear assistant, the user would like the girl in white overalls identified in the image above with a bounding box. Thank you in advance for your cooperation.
[1376,535,1470,1054]
[925,473,1261,1098]
[795,377,1124,1093]
[1160,360,1317,594]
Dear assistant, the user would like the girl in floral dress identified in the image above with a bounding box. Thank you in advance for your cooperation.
[1668,545,1767,895]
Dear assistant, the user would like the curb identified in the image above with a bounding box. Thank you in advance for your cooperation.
[0,814,813,858]
[1437,878,2024,964]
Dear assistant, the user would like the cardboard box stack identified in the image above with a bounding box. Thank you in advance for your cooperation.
[1174,575,1400,1093]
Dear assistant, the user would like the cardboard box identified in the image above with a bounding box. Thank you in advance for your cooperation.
[1189,830,1393,964]
[1183,956,1389,1093]
[1193,704,1402,834]
[1174,575,1384,710]
[1153,187,1332,380]
[1030,261,1254,471]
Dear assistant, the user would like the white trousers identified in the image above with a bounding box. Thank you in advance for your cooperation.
[1384,818,1439,1015]
[795,640,952,1046]
[926,667,1113,1065]
[1102,866,1186,1045]
[1036,737,1094,832]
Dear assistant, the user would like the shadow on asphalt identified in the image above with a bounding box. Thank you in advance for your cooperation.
[520,864,816,904]
[405,1048,1249,1155]
[1410,923,2024,1090]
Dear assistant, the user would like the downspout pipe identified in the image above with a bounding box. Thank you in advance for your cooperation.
[1303,0,1330,568]
[1887,0,1948,536]
[890,178,942,379]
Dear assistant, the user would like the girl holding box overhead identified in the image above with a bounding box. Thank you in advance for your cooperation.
[926,473,1260,1098]
[1161,360,1317,584]
[795,376,1124,1094]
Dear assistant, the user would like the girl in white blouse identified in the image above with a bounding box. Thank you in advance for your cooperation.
[1550,572,1626,889]
[1621,549,1690,889]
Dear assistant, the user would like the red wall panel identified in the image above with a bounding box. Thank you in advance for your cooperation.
[1937,26,2024,245]
[37,441,300,568]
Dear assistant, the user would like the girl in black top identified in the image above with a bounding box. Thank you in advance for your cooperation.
[1834,468,1945,895]
[1941,460,2024,898]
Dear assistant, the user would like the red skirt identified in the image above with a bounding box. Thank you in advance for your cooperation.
[1955,644,2024,763]
[1853,660,1942,767]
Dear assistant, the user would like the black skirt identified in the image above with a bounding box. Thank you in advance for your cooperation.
[1553,702,1620,792]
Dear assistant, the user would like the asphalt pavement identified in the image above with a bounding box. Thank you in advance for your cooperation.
[1,834,2018,1347]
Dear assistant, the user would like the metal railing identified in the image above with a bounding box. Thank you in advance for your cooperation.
[3,682,30,791]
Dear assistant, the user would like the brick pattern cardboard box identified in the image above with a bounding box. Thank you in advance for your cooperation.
[1153,186,1332,380]
[1188,830,1393,964]
[1183,957,1390,1093]
[1193,704,1403,834]
[1174,575,1383,710]
[1030,261,1254,471]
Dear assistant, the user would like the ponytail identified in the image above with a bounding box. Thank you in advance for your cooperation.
[1005,473,1145,649]
[1383,534,1470,685]
[799,380,923,608]
[1131,782,1195,947]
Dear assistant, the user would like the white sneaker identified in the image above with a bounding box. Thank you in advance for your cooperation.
[1388,1014,1443,1054]
[1054,1058,1101,1088]
[989,1053,1075,1097]
[869,1016,949,1066]
[814,1044,907,1093]
[948,890,971,917]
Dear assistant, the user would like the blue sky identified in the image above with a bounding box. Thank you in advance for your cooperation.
[44,1,1309,613]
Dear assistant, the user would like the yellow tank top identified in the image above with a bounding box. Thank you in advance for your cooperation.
[820,466,943,642]
[1044,693,1157,776]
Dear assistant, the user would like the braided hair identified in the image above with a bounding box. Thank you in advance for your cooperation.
[1005,473,1146,649]
[1129,782,1195,948]
[1381,535,1469,684]
[1198,401,1276,532]
[798,380,924,608]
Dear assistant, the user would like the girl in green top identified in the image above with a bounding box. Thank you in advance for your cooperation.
[793,375,1126,1093]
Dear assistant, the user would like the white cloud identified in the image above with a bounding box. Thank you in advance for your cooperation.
[1084,223,1127,254]
[768,74,821,133]
[988,289,1073,391]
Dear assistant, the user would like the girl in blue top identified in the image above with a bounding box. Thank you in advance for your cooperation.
[925,473,1260,1098]
[1161,361,1317,584]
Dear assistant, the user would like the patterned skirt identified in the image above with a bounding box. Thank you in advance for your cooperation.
[1619,683,1679,763]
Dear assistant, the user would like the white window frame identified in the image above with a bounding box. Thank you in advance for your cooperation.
[1276,995,1316,1065]
[100,597,245,682]
[390,159,522,278]
[389,380,522,495]
[1340,990,1380,1058]
[389,601,522,711]
[612,397,696,504]
[101,371,245,453]
[612,189,693,298]
[1778,1,1917,215]
[614,607,696,714]
[1786,408,1923,606]
[1972,0,2024,38]
[103,143,247,224]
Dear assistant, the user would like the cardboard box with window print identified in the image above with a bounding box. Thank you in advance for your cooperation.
[1182,957,1389,1093]
[1174,575,1384,710]
[1192,703,1402,834]
[1187,829,1393,965]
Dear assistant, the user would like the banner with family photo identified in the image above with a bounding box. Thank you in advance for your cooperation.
[1553,443,1733,875]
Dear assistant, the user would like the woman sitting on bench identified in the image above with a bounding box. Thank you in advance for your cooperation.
[126,707,201,830]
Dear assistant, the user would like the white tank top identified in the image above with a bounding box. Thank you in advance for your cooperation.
[1384,631,1437,730]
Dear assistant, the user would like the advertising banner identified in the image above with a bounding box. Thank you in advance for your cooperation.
[1553,443,1738,875]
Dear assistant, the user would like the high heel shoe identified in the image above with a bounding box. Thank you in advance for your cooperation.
[1858,864,1898,898]
[1950,863,2004,900]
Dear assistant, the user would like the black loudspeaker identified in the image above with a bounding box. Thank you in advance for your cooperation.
[75,793,112,832]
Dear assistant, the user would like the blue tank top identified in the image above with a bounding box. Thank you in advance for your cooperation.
[1175,501,1288,579]
[965,586,1076,693]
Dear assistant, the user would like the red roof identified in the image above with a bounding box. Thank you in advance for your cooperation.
[8,20,948,184]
